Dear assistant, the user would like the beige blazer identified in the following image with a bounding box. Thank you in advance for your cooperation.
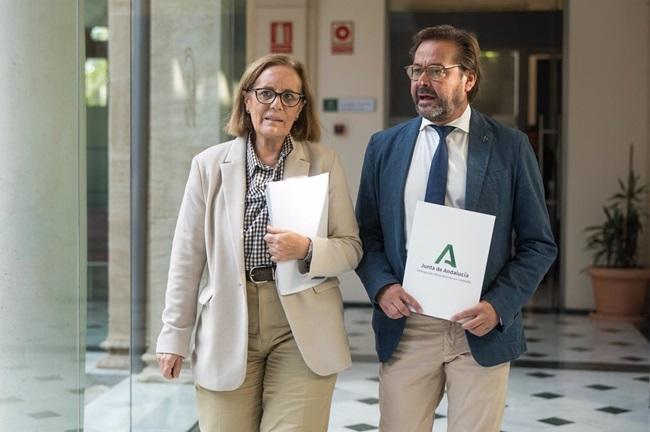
[156,136,362,391]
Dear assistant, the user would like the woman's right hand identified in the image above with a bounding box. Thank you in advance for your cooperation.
[156,353,184,379]
[264,225,310,262]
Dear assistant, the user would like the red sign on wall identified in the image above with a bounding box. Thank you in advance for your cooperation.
[331,21,354,54]
[271,22,293,53]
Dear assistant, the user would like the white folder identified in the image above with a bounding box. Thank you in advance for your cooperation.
[403,201,495,320]
[265,173,329,295]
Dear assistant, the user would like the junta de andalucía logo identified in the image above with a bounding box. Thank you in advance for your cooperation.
[434,244,457,268]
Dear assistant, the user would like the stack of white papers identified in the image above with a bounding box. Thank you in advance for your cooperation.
[265,173,329,295]
[403,201,495,320]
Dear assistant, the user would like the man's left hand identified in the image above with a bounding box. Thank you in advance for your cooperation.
[450,301,499,337]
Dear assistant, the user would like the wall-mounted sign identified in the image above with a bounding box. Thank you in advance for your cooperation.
[331,21,354,54]
[271,22,292,53]
[339,98,375,112]
[322,97,376,113]
[323,98,338,112]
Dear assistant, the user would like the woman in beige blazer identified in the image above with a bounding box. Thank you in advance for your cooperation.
[155,54,362,432]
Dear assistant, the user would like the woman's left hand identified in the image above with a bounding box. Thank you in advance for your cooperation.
[264,225,310,262]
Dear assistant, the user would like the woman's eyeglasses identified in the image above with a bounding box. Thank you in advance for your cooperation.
[247,88,304,107]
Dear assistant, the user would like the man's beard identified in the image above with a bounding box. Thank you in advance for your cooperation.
[413,86,461,123]
[416,102,446,121]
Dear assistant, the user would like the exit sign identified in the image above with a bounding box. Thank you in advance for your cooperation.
[323,98,338,112]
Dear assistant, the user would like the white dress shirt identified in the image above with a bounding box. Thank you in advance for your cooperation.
[404,104,471,250]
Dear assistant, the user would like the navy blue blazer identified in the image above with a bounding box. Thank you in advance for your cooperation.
[355,109,557,367]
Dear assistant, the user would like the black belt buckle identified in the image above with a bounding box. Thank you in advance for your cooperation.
[248,266,275,284]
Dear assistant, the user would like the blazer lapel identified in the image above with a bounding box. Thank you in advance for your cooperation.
[396,117,421,265]
[465,110,493,211]
[220,136,246,274]
[284,139,311,178]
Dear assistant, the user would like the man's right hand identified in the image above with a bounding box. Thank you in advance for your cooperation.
[376,283,422,319]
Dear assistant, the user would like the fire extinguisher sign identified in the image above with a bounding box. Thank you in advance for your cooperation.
[271,22,293,53]
[331,21,354,54]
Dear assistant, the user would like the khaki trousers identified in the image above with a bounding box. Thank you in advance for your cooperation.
[196,281,336,432]
[379,314,510,432]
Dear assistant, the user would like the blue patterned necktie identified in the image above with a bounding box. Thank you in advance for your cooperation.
[424,125,455,204]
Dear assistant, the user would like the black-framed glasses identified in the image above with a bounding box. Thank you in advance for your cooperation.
[247,87,304,107]
[404,64,462,81]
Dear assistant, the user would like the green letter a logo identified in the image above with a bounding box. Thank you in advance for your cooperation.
[435,244,457,268]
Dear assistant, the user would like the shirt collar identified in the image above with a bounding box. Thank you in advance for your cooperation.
[419,104,471,134]
[246,133,295,179]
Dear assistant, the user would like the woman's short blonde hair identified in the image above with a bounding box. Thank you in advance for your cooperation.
[225,54,321,142]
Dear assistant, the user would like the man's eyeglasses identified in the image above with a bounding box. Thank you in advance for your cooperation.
[247,88,304,107]
[404,64,462,81]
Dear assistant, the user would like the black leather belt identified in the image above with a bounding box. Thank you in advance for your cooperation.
[246,266,275,283]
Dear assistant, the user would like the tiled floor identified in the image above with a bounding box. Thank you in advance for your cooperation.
[343,309,650,367]
[333,308,650,432]
[2,309,648,431]
[329,360,649,432]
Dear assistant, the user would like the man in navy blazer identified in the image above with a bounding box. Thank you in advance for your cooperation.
[355,25,557,432]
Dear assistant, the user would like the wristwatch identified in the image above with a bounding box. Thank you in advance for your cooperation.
[304,238,313,265]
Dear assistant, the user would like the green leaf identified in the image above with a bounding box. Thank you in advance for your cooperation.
[583,144,648,268]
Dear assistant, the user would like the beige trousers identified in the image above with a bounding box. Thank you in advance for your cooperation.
[196,281,336,432]
[379,313,510,432]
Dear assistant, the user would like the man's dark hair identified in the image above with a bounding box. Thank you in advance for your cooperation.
[409,25,481,102]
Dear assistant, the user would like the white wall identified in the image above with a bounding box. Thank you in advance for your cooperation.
[563,0,650,309]
[247,0,309,64]
[315,0,387,302]
[248,0,387,302]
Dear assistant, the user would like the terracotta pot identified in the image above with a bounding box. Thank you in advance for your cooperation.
[586,267,650,322]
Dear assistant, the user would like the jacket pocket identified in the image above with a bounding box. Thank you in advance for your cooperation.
[197,287,214,305]
[312,279,338,294]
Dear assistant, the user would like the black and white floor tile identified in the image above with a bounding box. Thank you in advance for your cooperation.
[334,308,650,432]
[2,309,647,431]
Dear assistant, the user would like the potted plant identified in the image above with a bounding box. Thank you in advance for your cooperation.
[584,145,650,322]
